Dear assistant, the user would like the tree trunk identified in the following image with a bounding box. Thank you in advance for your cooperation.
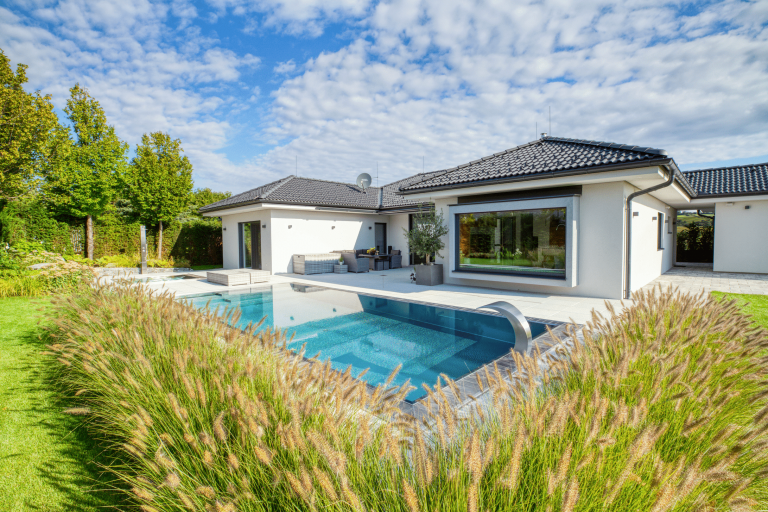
[425,253,430,265]
[86,215,94,260]
[158,220,163,260]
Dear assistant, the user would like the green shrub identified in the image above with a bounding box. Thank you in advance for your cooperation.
[0,274,49,298]
[0,246,96,297]
[46,284,768,511]
[1,199,222,265]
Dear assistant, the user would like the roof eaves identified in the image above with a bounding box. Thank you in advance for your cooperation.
[399,157,675,195]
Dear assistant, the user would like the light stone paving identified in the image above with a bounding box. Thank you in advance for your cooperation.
[120,264,768,327]
[640,265,768,297]
[127,267,621,324]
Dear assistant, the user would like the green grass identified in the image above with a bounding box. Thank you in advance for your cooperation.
[190,264,222,270]
[711,291,768,329]
[0,297,122,511]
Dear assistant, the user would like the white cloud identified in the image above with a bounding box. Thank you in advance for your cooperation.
[273,59,296,74]
[3,0,767,194]
[246,0,768,187]
[0,1,264,191]
[209,0,372,36]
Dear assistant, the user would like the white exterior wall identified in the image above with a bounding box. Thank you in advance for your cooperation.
[387,213,410,260]
[430,182,675,299]
[219,207,410,273]
[626,184,676,291]
[220,209,271,270]
[435,183,627,298]
[713,199,768,274]
[269,209,379,273]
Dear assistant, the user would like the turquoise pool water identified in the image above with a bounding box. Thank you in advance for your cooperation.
[184,283,549,402]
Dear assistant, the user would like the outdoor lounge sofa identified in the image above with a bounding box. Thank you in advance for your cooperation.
[333,250,369,273]
[207,269,271,286]
[390,250,402,269]
[292,253,338,275]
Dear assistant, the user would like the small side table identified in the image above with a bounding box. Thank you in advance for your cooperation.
[334,264,348,273]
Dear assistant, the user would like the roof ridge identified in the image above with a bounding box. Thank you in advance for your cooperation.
[260,175,295,199]
[683,162,768,174]
[287,175,370,189]
[400,139,546,190]
[543,136,669,156]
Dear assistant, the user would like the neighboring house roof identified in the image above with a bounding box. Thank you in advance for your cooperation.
[399,136,685,194]
[683,163,768,198]
[199,173,443,214]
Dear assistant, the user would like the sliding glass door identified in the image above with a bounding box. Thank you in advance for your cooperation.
[238,222,261,269]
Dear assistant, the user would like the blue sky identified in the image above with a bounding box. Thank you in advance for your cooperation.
[2,0,767,192]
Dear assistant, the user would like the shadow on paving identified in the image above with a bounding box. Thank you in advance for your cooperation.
[1,301,128,512]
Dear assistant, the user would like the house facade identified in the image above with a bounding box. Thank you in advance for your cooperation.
[201,136,768,299]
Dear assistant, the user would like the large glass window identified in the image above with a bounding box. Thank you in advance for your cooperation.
[457,208,567,277]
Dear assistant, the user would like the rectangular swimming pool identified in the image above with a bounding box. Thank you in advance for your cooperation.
[184,283,550,402]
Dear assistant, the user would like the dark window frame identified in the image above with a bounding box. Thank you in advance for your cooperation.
[658,212,665,250]
[454,207,568,280]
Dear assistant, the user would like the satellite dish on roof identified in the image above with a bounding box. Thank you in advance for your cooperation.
[356,173,372,190]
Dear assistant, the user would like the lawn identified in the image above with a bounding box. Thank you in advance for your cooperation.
[191,264,223,270]
[0,297,122,511]
[711,291,768,329]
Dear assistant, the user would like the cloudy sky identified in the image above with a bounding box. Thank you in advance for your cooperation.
[2,0,767,193]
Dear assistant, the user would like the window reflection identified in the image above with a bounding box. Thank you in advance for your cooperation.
[458,208,567,277]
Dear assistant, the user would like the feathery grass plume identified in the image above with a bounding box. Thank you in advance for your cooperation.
[341,483,365,511]
[253,444,272,465]
[164,472,181,489]
[213,411,227,443]
[196,486,216,500]
[467,482,478,512]
[227,452,239,471]
[312,466,338,501]
[133,486,155,501]
[402,479,419,512]
[498,429,526,492]
[465,433,482,483]
[562,476,579,512]
[63,407,91,415]
[203,450,214,466]
[177,491,196,510]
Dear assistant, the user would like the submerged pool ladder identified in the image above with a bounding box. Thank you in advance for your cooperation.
[479,301,533,355]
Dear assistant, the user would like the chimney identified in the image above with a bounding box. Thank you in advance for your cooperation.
[540,132,548,139]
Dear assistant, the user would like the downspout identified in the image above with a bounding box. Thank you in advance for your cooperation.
[624,168,676,300]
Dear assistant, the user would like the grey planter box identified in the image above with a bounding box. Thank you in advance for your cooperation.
[334,264,348,273]
[415,264,443,286]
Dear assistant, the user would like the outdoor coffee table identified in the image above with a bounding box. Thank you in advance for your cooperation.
[360,254,391,271]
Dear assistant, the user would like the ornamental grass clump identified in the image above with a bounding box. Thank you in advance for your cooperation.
[47,282,768,511]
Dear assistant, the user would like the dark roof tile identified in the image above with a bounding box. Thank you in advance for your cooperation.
[684,163,768,197]
[400,136,671,193]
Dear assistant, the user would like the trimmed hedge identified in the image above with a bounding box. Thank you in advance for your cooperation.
[0,199,222,266]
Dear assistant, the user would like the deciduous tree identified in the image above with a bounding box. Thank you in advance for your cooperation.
[44,84,128,259]
[125,132,193,259]
[0,50,68,201]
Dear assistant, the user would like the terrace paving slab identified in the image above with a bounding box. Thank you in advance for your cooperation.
[640,265,768,296]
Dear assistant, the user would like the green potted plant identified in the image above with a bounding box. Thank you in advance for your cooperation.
[334,255,348,273]
[403,205,449,285]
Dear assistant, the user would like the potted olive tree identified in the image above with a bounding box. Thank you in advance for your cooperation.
[403,205,449,286]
